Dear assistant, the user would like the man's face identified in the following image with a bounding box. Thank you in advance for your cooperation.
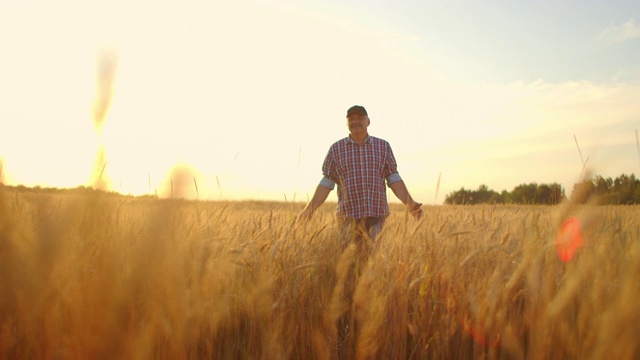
[347,113,370,135]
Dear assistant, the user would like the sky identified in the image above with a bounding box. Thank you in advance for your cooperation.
[1,0,639,204]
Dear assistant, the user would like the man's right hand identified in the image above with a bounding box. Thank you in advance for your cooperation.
[297,207,314,222]
[297,184,331,222]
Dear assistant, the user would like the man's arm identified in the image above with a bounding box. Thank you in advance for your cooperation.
[389,180,423,219]
[298,183,332,221]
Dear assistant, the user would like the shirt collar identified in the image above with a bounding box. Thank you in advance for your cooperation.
[347,135,371,145]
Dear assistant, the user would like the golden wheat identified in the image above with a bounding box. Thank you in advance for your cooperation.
[0,187,638,359]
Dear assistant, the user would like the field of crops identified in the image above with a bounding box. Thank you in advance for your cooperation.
[0,187,638,359]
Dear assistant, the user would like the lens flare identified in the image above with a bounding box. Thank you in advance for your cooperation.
[90,48,118,191]
[461,317,500,349]
[92,49,119,132]
[89,147,112,191]
[159,164,203,199]
[556,217,583,262]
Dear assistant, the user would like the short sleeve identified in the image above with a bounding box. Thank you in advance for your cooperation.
[383,141,399,178]
[320,177,336,189]
[322,146,337,182]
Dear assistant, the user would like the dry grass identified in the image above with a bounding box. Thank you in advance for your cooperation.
[0,187,639,359]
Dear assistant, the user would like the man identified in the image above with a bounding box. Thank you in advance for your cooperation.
[298,105,423,241]
[299,105,423,356]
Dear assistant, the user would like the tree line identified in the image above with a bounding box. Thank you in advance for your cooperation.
[444,173,640,205]
[570,173,640,205]
[444,183,565,205]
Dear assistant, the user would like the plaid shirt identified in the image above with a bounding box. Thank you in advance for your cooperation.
[321,135,401,219]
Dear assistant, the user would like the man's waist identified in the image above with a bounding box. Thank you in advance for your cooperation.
[337,208,390,219]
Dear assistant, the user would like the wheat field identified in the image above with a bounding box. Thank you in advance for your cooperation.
[0,187,638,359]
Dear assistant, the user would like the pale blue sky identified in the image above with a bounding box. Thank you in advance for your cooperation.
[311,0,640,83]
[0,1,639,203]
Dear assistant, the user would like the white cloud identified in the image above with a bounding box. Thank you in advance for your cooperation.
[595,18,640,45]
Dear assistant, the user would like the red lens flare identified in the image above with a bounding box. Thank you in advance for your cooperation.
[556,217,583,262]
[461,318,501,349]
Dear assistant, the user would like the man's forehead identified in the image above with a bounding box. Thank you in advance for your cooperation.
[347,113,368,120]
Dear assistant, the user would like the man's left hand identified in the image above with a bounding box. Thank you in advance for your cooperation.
[408,200,423,220]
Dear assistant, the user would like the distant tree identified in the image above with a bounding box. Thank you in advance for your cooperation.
[488,192,504,204]
[612,173,639,204]
[445,185,503,205]
[511,183,538,204]
[571,174,640,204]
[531,183,565,205]
[500,190,512,204]
[444,188,471,205]
[594,176,613,195]
[474,184,500,204]
[548,183,565,204]
[536,184,552,204]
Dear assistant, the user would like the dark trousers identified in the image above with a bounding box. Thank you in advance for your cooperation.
[335,216,386,357]
[340,216,386,243]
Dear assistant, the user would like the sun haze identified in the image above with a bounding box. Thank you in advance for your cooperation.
[1,1,639,202]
